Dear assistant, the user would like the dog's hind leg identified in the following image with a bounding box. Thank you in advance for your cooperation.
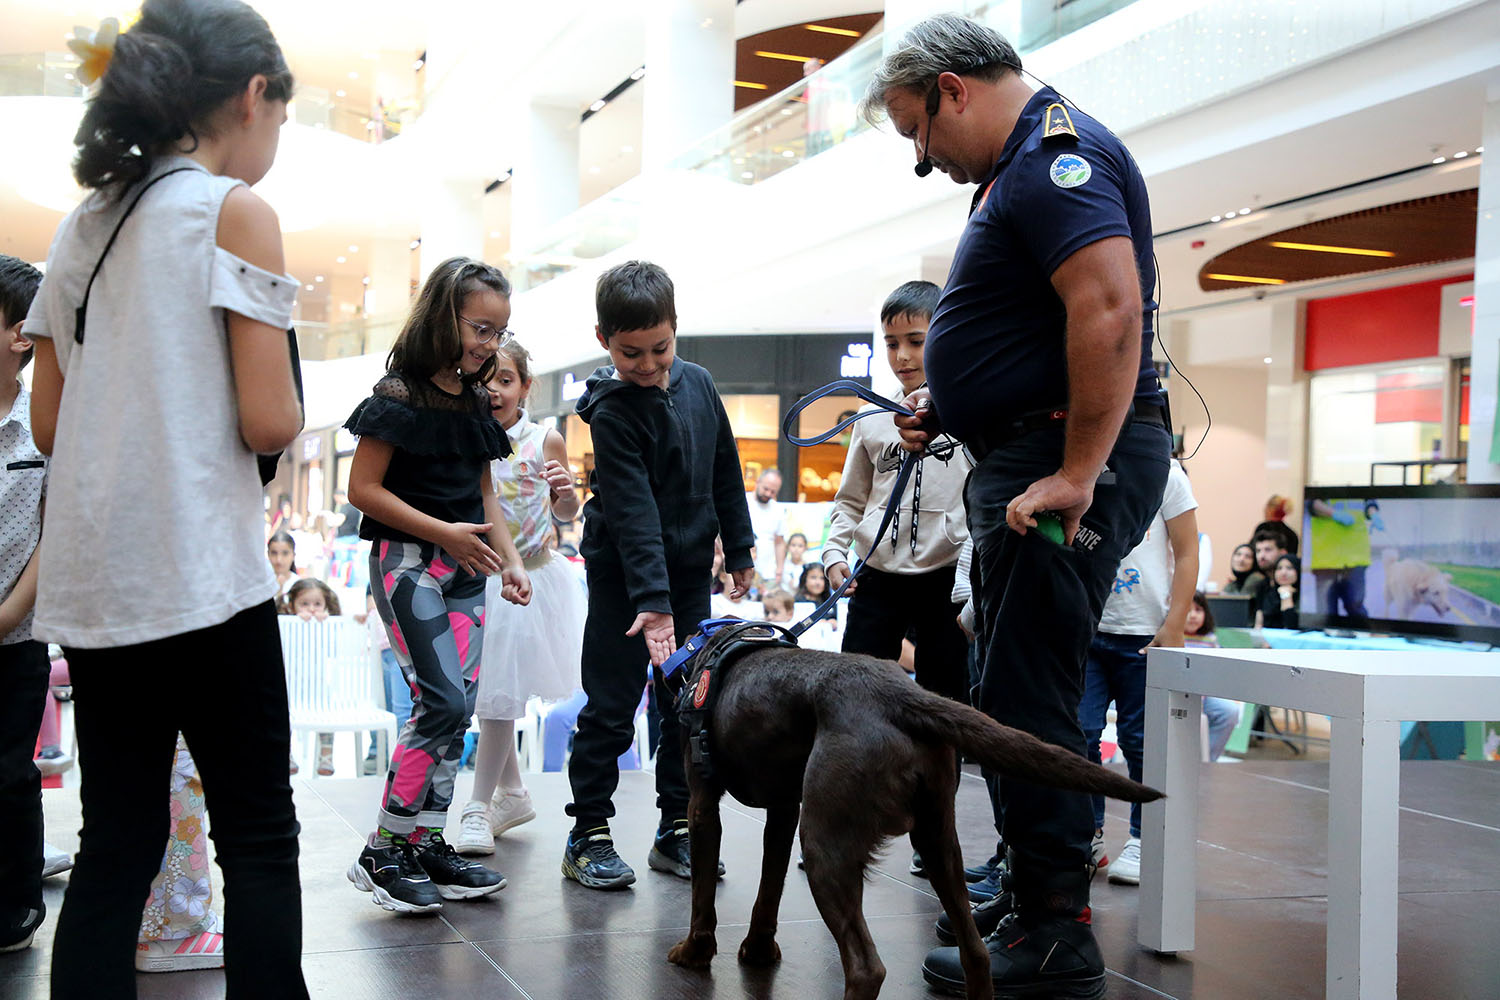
[739,802,799,966]
[911,785,993,1000]
[801,817,886,998]
[667,776,723,970]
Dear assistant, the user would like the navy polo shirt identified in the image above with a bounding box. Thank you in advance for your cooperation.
[925,87,1161,444]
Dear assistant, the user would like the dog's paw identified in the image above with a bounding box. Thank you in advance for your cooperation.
[668,934,717,969]
[737,935,781,967]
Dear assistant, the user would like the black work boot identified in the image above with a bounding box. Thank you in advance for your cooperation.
[922,859,1105,999]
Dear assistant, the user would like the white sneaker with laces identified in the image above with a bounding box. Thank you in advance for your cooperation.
[489,788,536,836]
[42,842,72,879]
[454,801,495,856]
[1108,836,1141,885]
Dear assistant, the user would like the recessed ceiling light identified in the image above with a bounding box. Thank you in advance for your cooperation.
[733,80,768,90]
[754,50,816,63]
[781,108,794,116]
[348,245,359,253]
[336,256,346,263]
[1211,215,1222,222]
[1263,356,1273,364]
[314,275,324,282]
[409,239,421,250]
[741,171,754,179]
[305,284,315,291]
[412,58,425,71]
[335,89,346,98]
[361,277,370,285]
[782,150,795,158]
[1432,156,1446,164]
[347,71,359,80]
[589,99,606,112]
[630,67,645,81]
[1476,146,1485,153]
[1225,209,1237,217]
[1238,208,1251,215]
[1453,150,1468,158]
[1204,272,1285,285]
[807,24,860,37]
[1268,241,1394,258]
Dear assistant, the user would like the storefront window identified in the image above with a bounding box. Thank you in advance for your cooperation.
[1308,362,1449,486]
[793,393,860,503]
[720,394,781,490]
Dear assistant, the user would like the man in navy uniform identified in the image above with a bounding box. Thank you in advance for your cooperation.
[862,14,1170,998]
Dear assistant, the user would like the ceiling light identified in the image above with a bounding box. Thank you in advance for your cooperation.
[1477,146,1484,153]
[780,108,794,115]
[347,71,359,80]
[305,284,315,291]
[782,150,795,158]
[412,58,425,71]
[630,67,645,81]
[1263,357,1273,364]
[348,245,359,253]
[489,231,500,238]
[408,239,421,250]
[588,99,606,112]
[335,89,346,98]
[1210,215,1222,222]
[1453,150,1468,158]
[1432,156,1445,164]
[362,276,370,285]
[733,80,768,90]
[314,275,324,282]
[755,50,816,63]
[807,24,860,37]
[1225,209,1237,218]
[336,256,346,263]
[1268,241,1395,258]
[1238,208,1251,215]
[1204,273,1285,285]
[741,171,754,179]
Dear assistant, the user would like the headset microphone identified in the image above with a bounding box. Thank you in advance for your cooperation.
[914,156,933,178]
[913,84,942,179]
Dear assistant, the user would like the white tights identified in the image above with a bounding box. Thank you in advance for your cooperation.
[471,718,525,806]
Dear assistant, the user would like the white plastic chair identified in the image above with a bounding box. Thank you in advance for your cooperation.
[278,616,397,777]
[515,697,545,773]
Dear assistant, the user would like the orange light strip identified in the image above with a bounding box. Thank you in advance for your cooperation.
[1204,273,1286,285]
[1268,241,1395,258]
[755,50,817,63]
[807,24,860,37]
[733,80,768,90]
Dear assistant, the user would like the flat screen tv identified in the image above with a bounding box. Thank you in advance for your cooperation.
[1299,484,1500,645]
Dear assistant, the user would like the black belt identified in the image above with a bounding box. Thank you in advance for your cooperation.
[965,398,1166,464]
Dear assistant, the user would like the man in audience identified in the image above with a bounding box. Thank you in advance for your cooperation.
[1251,526,1287,589]
[746,469,787,587]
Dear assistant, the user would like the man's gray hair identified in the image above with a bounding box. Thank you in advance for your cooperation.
[859,13,1021,126]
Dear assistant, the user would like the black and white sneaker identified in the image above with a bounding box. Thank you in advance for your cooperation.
[0,903,45,953]
[647,822,725,880]
[416,834,506,899]
[347,840,443,913]
[562,827,636,890]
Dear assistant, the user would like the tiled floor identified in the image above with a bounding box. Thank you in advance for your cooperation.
[7,758,1498,998]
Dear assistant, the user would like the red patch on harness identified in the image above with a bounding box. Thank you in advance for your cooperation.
[693,669,712,709]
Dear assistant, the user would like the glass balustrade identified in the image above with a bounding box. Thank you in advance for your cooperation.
[294,315,405,363]
[0,52,85,97]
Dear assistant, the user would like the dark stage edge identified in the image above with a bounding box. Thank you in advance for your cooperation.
[8,759,1498,999]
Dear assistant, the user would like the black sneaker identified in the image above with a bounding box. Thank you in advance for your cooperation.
[0,902,45,953]
[968,862,1006,902]
[417,834,506,899]
[647,822,725,880]
[347,841,443,914]
[965,851,1002,883]
[910,851,927,878]
[935,886,1012,945]
[563,827,636,890]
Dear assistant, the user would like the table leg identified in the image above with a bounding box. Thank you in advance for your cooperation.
[1139,686,1201,954]
[1326,716,1399,1000]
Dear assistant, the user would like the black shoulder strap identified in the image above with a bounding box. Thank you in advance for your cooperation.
[74,167,194,344]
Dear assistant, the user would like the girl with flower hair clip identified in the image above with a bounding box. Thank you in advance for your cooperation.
[23,0,307,994]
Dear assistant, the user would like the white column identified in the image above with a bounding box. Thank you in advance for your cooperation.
[364,237,413,321]
[1264,298,1308,504]
[509,99,580,257]
[418,179,485,281]
[1468,91,1500,483]
[641,0,735,171]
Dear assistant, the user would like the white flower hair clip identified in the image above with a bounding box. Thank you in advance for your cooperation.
[66,17,120,87]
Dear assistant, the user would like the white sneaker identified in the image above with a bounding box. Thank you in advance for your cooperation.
[454,801,495,856]
[489,788,536,836]
[42,842,73,879]
[1090,829,1109,871]
[135,932,225,972]
[1108,836,1141,885]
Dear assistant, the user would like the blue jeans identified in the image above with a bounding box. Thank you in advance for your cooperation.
[1203,697,1241,761]
[1078,632,1150,838]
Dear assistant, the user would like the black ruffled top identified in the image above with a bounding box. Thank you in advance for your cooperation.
[344,372,510,544]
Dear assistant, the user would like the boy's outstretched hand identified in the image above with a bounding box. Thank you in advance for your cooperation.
[727,567,754,600]
[628,611,677,666]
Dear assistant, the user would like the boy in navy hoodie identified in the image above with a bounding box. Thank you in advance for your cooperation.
[563,261,755,890]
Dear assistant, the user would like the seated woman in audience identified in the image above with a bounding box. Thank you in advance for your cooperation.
[280,580,342,775]
[1254,555,1300,630]
[1185,592,1243,761]
[795,563,829,604]
[1222,543,1265,596]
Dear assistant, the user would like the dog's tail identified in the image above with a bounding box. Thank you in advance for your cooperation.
[892,685,1163,803]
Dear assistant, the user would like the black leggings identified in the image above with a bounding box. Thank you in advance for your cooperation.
[51,601,308,999]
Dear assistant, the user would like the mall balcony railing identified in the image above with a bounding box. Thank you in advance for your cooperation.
[0,53,417,144]
[294,315,405,363]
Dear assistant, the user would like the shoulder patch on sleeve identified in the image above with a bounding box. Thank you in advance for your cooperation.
[1048,153,1092,188]
[1041,102,1077,141]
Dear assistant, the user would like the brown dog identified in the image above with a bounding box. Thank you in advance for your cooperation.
[663,635,1163,1000]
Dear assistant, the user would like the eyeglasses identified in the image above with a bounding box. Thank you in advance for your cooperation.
[459,316,512,345]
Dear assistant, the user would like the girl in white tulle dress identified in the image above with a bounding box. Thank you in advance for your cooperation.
[456,340,585,855]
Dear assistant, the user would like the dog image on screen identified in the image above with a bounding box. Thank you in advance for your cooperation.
[662,625,1162,1000]
[1382,548,1454,619]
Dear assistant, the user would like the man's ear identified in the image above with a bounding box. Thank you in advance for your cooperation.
[937,70,970,112]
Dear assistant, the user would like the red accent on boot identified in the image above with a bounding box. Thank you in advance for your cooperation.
[1075,905,1093,925]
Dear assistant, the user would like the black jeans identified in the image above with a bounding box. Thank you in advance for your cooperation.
[51,601,308,1000]
[566,560,705,830]
[841,563,970,705]
[967,421,1169,874]
[0,640,50,922]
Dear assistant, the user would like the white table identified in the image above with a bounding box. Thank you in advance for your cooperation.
[1139,647,1500,1000]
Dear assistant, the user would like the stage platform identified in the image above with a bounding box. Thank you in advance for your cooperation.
[8,759,1498,998]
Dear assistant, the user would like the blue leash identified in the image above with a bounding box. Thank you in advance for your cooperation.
[780,380,924,639]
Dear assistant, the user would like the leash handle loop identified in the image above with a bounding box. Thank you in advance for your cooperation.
[780,379,915,447]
